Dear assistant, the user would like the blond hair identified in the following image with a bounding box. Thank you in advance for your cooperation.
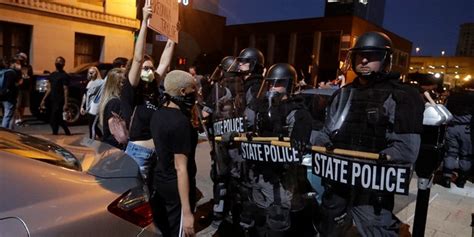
[99,68,125,126]
[88,66,103,80]
[164,70,196,96]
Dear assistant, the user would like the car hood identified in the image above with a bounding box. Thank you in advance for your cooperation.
[12,132,141,179]
[47,136,141,179]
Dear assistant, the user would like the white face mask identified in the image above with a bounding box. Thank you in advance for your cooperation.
[140,69,155,82]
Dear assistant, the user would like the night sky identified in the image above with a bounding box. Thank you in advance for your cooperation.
[218,0,474,56]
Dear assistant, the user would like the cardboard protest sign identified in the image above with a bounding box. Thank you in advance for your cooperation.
[148,0,179,43]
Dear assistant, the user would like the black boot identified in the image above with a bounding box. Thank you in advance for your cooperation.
[455,172,467,188]
[439,176,451,188]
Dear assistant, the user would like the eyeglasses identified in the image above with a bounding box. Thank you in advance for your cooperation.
[143,66,154,71]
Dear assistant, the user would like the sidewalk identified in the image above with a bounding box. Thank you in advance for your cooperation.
[396,178,474,236]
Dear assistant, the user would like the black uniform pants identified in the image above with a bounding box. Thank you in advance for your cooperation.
[50,102,70,135]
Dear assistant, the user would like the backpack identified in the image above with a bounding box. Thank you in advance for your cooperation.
[0,69,14,100]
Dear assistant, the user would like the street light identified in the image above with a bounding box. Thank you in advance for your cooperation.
[441,50,445,56]
[416,47,420,55]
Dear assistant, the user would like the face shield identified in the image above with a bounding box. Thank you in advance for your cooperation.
[227,57,258,75]
[342,49,391,76]
[257,78,291,117]
[209,66,224,82]
[213,76,246,120]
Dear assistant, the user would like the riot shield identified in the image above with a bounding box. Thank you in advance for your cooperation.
[323,86,396,154]
[209,75,248,222]
[212,75,247,137]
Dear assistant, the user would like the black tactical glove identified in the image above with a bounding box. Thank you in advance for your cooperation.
[376,152,392,165]
[290,110,313,155]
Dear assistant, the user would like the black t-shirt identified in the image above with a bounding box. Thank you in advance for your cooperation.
[150,107,198,184]
[0,69,19,103]
[102,98,122,149]
[49,70,70,103]
[121,79,161,141]
[19,65,33,91]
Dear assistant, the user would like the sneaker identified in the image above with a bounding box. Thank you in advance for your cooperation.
[15,119,22,126]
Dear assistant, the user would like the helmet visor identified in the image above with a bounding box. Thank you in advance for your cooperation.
[227,57,257,74]
[352,50,388,65]
[257,78,291,99]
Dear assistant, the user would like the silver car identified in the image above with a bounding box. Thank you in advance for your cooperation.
[0,128,159,236]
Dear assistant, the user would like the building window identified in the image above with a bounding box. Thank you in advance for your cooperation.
[74,33,103,66]
[0,21,32,60]
[255,34,268,62]
[236,36,249,54]
[295,32,314,84]
[274,33,290,64]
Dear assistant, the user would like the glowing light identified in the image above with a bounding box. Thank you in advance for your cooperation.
[464,75,472,81]
[178,0,189,5]
[434,73,441,78]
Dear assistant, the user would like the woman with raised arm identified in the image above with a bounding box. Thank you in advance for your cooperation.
[122,1,176,180]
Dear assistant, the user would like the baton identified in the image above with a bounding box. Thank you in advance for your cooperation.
[271,141,379,160]
[214,136,290,142]
[215,136,380,160]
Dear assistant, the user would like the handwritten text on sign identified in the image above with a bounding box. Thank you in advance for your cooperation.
[213,117,245,136]
[240,142,300,163]
[149,0,179,43]
[312,152,411,195]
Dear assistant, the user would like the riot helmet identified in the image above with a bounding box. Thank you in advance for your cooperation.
[343,32,393,78]
[258,63,297,109]
[227,48,265,75]
[210,56,235,82]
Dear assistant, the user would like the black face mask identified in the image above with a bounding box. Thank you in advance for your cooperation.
[170,92,196,117]
[55,63,64,71]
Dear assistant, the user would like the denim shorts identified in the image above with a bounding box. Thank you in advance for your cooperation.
[125,141,155,178]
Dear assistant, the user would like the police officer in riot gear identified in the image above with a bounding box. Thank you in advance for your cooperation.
[309,32,424,236]
[240,63,314,236]
[228,48,265,110]
[440,86,474,188]
[203,55,249,228]
[204,56,236,224]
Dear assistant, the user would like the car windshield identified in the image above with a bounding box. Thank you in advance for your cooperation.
[0,128,82,171]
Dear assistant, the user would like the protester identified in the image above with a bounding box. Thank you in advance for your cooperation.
[14,52,33,126]
[80,66,104,139]
[150,70,198,237]
[0,58,19,129]
[40,57,71,135]
[99,68,126,149]
[439,85,474,188]
[122,1,175,179]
